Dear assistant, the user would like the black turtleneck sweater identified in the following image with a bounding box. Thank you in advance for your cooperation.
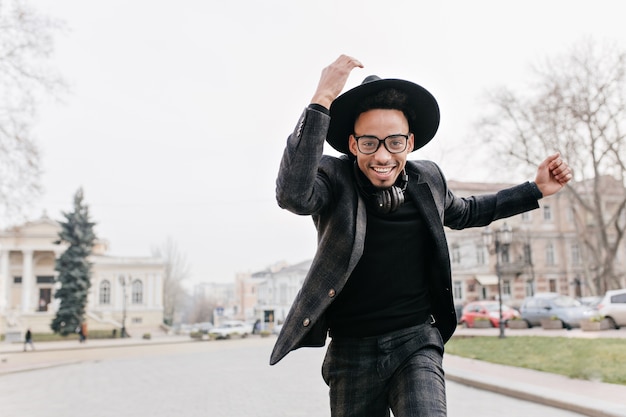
[327,194,433,338]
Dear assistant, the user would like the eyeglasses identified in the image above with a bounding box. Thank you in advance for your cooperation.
[353,134,410,155]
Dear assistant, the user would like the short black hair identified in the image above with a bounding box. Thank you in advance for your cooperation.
[354,88,416,131]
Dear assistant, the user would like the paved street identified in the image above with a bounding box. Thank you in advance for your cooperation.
[0,336,587,417]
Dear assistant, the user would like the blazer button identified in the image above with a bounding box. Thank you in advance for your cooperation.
[303,318,311,327]
[328,289,336,298]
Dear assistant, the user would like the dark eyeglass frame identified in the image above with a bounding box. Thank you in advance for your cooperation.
[353,134,410,155]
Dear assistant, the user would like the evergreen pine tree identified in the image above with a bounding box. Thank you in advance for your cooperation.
[51,188,96,336]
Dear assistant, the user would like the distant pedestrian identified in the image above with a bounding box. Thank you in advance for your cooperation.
[23,328,34,351]
[77,322,88,343]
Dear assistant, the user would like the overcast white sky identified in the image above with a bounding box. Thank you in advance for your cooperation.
[24,0,626,286]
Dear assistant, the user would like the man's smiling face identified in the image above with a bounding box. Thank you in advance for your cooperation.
[349,109,414,189]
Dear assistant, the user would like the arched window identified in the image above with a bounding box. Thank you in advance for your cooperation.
[99,280,111,304]
[132,279,143,304]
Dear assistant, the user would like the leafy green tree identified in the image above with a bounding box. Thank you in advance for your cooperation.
[51,188,96,335]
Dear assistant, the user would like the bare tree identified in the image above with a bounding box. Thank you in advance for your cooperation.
[0,0,65,223]
[477,38,626,293]
[152,237,190,326]
[183,293,217,325]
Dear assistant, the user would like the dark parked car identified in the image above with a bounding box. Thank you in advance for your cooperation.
[520,292,595,329]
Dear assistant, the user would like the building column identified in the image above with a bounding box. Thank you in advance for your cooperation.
[154,273,163,308]
[146,274,157,308]
[21,250,34,313]
[87,276,95,311]
[143,274,150,307]
[0,250,9,311]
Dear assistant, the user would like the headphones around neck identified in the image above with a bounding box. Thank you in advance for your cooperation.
[353,163,408,214]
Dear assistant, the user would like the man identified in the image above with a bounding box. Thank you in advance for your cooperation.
[270,55,572,417]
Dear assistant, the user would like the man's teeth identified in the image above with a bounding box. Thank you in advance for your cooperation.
[373,167,392,174]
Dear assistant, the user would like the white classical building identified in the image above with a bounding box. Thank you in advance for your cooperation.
[0,216,165,338]
[254,260,312,327]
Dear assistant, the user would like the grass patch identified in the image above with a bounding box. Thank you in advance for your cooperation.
[446,336,626,385]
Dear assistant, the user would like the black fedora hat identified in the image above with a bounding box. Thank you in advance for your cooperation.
[327,75,440,154]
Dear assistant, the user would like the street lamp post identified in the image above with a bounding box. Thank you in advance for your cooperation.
[482,223,512,339]
[118,274,130,338]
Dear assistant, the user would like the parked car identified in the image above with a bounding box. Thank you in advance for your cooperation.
[209,320,253,339]
[579,296,602,307]
[193,322,214,334]
[597,288,626,329]
[519,293,595,329]
[459,300,521,328]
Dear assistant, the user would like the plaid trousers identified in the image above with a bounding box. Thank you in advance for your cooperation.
[322,323,446,417]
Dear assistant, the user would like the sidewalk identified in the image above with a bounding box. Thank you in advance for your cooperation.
[0,333,192,355]
[0,334,193,374]
[2,329,626,417]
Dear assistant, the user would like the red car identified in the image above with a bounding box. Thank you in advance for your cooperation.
[460,301,521,328]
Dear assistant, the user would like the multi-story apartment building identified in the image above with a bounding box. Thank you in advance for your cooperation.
[0,216,165,339]
[446,178,626,307]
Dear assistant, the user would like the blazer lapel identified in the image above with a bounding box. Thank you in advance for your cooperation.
[347,194,367,273]
[406,181,447,246]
